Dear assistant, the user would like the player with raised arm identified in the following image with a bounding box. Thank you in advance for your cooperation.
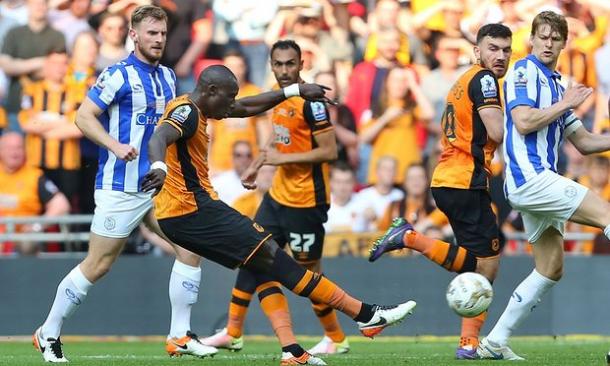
[202,40,350,359]
[367,23,512,359]
[33,6,217,362]
[141,64,417,366]
[476,11,610,360]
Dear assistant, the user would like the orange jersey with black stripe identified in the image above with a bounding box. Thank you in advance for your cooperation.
[269,97,333,208]
[154,95,218,220]
[431,65,502,190]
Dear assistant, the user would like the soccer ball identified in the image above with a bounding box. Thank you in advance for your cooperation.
[446,272,493,318]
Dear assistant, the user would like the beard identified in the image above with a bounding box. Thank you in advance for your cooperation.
[138,44,164,64]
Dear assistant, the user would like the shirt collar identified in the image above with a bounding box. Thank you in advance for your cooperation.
[526,54,562,80]
[126,52,158,73]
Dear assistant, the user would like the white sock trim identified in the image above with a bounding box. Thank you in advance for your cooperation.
[70,266,93,295]
[530,269,557,287]
[172,260,201,279]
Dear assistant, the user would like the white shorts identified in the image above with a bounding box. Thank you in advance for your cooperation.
[90,190,153,238]
[506,170,588,243]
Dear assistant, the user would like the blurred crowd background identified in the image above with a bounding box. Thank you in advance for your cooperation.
[0,0,609,257]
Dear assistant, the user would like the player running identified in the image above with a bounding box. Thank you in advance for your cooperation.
[142,64,417,366]
[368,23,512,359]
[33,6,216,362]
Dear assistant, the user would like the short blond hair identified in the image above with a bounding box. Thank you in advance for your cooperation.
[531,11,568,42]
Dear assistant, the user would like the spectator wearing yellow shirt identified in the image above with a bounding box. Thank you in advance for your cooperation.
[208,49,270,173]
[359,67,434,185]
[18,51,84,205]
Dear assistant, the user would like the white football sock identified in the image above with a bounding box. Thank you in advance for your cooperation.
[487,269,556,346]
[604,225,610,240]
[168,260,201,339]
[41,265,93,339]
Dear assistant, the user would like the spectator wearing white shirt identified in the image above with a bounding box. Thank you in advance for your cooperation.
[324,162,359,233]
[352,156,403,232]
[213,0,279,87]
[211,140,252,206]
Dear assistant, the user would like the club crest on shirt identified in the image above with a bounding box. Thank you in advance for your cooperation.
[310,102,327,121]
[170,105,192,123]
[515,66,527,87]
[480,74,497,98]
[95,69,111,90]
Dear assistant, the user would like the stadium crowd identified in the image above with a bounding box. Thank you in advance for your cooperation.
[0,0,609,256]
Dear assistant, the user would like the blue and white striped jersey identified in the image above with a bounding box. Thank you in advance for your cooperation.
[87,53,176,192]
[502,54,582,193]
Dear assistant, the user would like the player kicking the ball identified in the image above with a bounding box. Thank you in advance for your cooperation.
[142,64,417,366]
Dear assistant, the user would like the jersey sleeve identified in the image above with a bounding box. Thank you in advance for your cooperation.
[37,175,60,205]
[468,69,502,111]
[505,59,539,112]
[303,101,333,135]
[563,110,583,136]
[161,103,199,139]
[87,67,125,112]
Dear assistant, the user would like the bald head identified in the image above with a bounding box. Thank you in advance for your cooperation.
[0,132,26,173]
[197,65,238,90]
[193,65,240,119]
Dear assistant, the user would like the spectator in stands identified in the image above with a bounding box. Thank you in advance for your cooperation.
[159,0,212,95]
[0,132,70,255]
[324,162,359,233]
[345,27,401,125]
[213,0,279,87]
[0,0,66,133]
[266,2,353,86]
[359,66,434,185]
[563,141,587,181]
[68,31,99,215]
[377,163,447,234]
[49,0,92,53]
[233,165,276,219]
[351,156,404,232]
[211,140,253,206]
[95,11,129,72]
[19,51,82,207]
[421,36,467,155]
[0,0,28,25]
[363,0,428,74]
[209,49,270,173]
[314,71,358,170]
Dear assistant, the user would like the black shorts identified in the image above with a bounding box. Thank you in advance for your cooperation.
[255,193,328,262]
[158,196,271,269]
[431,187,502,258]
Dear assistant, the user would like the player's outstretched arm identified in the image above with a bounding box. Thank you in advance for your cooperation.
[141,123,181,195]
[567,125,610,155]
[76,97,138,161]
[230,83,335,118]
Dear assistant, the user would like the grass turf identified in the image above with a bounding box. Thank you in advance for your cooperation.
[1,335,609,365]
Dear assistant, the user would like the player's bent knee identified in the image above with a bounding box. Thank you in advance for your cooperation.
[243,238,279,272]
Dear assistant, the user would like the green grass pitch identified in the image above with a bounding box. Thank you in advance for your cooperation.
[2,335,609,365]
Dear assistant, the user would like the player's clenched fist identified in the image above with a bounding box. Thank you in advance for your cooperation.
[111,143,138,161]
